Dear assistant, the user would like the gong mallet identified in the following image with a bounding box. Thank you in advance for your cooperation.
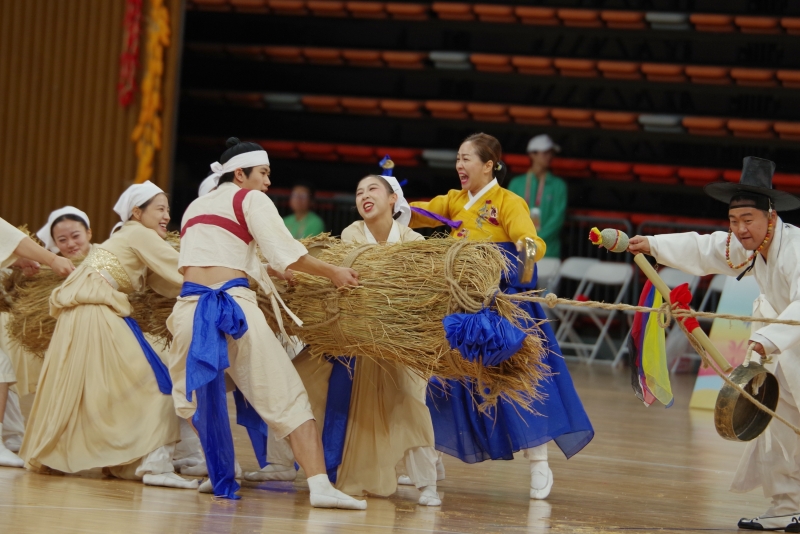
[589,228,733,374]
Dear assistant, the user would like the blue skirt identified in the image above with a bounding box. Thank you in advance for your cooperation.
[427,243,594,463]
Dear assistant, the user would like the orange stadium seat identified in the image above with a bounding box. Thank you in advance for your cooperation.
[590,161,635,181]
[470,54,513,73]
[230,0,269,13]
[380,99,423,118]
[552,108,595,128]
[731,68,776,87]
[508,106,551,125]
[432,3,473,21]
[511,56,555,76]
[426,101,469,120]
[772,173,800,194]
[727,119,773,139]
[301,95,342,113]
[683,117,728,136]
[515,6,559,25]
[723,169,741,182]
[336,144,376,163]
[307,1,347,17]
[782,18,800,34]
[551,158,591,178]
[600,11,646,30]
[226,45,264,60]
[376,147,421,166]
[735,16,780,33]
[690,14,734,32]
[554,58,598,77]
[597,61,641,80]
[774,122,800,141]
[226,92,264,108]
[595,111,639,131]
[342,49,383,67]
[678,168,722,187]
[633,164,678,185]
[777,70,800,88]
[641,63,686,83]
[303,47,343,64]
[382,51,426,69]
[504,154,530,174]
[260,140,299,159]
[267,0,307,15]
[346,2,386,18]
[385,3,428,20]
[467,103,509,122]
[264,46,304,62]
[685,66,730,84]
[297,142,339,160]
[341,97,381,115]
[557,9,602,28]
[473,4,516,23]
[193,0,231,11]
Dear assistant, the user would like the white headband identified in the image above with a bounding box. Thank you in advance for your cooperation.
[206,150,270,190]
[36,206,91,253]
[198,175,218,197]
[111,180,165,235]
[380,175,411,226]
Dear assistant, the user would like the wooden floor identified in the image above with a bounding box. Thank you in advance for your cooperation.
[1,363,768,533]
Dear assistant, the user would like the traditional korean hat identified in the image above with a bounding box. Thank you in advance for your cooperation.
[705,156,800,211]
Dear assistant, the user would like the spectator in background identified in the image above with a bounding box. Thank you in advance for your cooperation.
[506,135,567,258]
[283,183,326,239]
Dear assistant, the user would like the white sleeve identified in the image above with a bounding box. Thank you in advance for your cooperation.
[752,238,800,355]
[649,231,745,277]
[244,192,308,272]
[0,217,26,269]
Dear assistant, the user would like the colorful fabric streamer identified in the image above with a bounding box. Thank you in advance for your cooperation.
[443,308,527,367]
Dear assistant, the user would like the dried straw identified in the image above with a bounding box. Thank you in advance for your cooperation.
[259,237,550,412]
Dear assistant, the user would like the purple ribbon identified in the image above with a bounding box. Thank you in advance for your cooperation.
[411,207,462,229]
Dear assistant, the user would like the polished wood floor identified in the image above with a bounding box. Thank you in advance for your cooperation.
[1,363,768,533]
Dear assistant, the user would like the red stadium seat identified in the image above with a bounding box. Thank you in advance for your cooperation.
[782,17,800,35]
[551,158,591,178]
[385,3,428,20]
[630,213,675,226]
[515,6,558,25]
[426,101,468,120]
[508,106,551,125]
[597,61,641,80]
[772,173,800,194]
[473,4,516,23]
[346,2,386,18]
[466,103,509,123]
[336,144,376,163]
[723,170,741,182]
[678,168,722,187]
[594,111,639,131]
[432,2,473,21]
[731,68,776,87]
[683,117,728,136]
[590,162,634,181]
[554,58,597,78]
[685,66,730,85]
[259,140,299,159]
[376,147,421,166]
[727,119,774,139]
[342,49,383,67]
[511,56,555,76]
[774,122,800,141]
[641,63,685,83]
[226,92,264,108]
[303,47,343,65]
[380,99,423,118]
[633,164,678,185]
[557,8,601,28]
[267,0,307,15]
[690,13,734,32]
[341,97,381,115]
[470,54,513,73]
[735,16,780,34]
[301,95,342,113]
[777,70,800,89]
[264,46,304,63]
[230,0,269,13]
[382,51,426,69]
[504,154,530,174]
[551,108,595,128]
[600,11,646,30]
[307,1,347,17]
[297,142,339,161]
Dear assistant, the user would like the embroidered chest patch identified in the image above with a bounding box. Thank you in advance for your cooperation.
[476,200,500,229]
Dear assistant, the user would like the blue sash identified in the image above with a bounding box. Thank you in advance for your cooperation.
[181,278,250,500]
[122,317,172,395]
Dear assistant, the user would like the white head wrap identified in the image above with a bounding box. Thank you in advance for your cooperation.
[36,206,91,253]
[205,150,270,191]
[198,175,218,197]
[111,180,165,235]
[379,175,411,226]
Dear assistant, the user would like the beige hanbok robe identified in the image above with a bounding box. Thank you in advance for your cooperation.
[20,221,182,474]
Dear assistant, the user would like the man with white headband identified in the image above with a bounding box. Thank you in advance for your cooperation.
[168,137,365,508]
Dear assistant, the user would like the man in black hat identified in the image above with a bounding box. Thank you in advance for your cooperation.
[629,156,800,531]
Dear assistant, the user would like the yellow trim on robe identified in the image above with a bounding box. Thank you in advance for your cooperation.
[409,183,546,262]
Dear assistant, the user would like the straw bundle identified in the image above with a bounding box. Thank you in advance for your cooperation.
[259,237,550,411]
[0,225,41,313]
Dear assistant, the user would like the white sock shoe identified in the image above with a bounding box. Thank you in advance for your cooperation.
[530,460,553,500]
[181,460,208,477]
[397,474,413,486]
[307,474,367,510]
[198,462,243,493]
[0,445,24,468]
[143,472,200,489]
[244,463,297,482]
[4,435,22,453]
[418,485,441,506]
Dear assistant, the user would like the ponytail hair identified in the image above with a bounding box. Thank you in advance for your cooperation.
[462,132,508,186]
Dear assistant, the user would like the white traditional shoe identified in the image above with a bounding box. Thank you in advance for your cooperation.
[0,446,24,468]
[199,463,243,493]
[143,472,200,489]
[530,462,553,500]
[418,486,441,506]
[244,463,296,482]
[181,461,208,477]
[397,475,414,486]
[738,513,800,531]
[4,436,22,453]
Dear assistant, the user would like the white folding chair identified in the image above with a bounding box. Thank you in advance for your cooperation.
[555,261,633,363]
[535,257,562,292]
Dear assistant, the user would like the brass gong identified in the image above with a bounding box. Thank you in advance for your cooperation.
[714,363,779,442]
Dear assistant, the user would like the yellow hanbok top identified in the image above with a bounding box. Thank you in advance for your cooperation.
[409,179,546,262]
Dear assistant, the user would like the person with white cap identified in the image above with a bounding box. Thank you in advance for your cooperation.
[0,216,74,468]
[166,137,365,508]
[248,156,442,506]
[506,134,567,259]
[19,181,199,490]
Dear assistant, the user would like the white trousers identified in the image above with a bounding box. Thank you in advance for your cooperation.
[2,389,24,447]
[404,446,438,488]
[524,444,548,462]
[173,418,203,464]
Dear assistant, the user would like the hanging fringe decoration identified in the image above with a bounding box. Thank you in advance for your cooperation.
[118,0,143,107]
[132,0,170,184]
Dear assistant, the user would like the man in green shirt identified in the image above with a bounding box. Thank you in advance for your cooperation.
[506,134,567,258]
[283,183,326,239]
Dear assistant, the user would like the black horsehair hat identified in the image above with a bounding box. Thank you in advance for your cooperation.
[704,156,800,212]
